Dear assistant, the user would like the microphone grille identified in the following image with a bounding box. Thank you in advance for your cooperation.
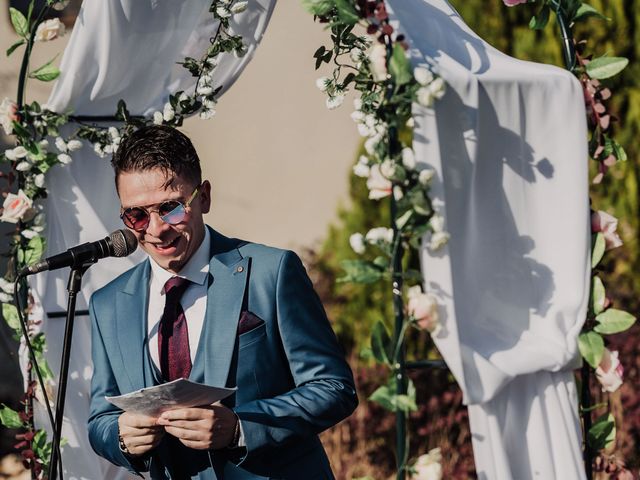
[110,229,138,257]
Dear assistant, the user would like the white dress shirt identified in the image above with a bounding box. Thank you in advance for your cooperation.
[147,228,211,370]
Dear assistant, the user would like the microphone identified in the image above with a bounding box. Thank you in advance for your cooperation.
[20,229,138,276]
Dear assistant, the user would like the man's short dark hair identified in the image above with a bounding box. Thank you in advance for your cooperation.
[112,125,202,189]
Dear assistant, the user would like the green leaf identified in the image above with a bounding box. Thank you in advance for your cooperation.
[29,58,61,82]
[116,100,130,122]
[585,56,629,80]
[301,0,335,16]
[529,5,550,30]
[0,404,24,428]
[389,44,412,86]
[591,276,605,315]
[339,259,385,284]
[369,384,395,411]
[612,140,627,162]
[371,321,392,365]
[578,331,604,368]
[369,380,418,413]
[2,303,21,334]
[6,39,25,57]
[396,210,413,230]
[594,308,636,335]
[574,3,610,22]
[24,236,45,265]
[9,7,29,38]
[588,413,615,451]
[334,0,359,24]
[32,429,53,463]
[591,233,605,268]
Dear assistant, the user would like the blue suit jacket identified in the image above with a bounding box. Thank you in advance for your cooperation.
[88,228,357,479]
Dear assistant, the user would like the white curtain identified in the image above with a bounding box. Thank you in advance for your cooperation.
[28,1,276,478]
[387,0,590,478]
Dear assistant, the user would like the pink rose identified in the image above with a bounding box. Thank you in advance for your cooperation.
[1,189,35,224]
[366,164,392,200]
[407,286,440,334]
[34,18,66,42]
[591,210,623,250]
[595,348,624,393]
[503,0,528,5]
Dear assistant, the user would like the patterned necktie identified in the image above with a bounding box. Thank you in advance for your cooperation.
[158,276,192,381]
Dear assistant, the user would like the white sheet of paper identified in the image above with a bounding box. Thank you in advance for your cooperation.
[105,379,236,417]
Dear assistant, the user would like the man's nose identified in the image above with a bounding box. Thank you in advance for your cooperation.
[145,211,171,236]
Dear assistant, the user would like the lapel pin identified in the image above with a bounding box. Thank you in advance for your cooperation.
[236,266,244,273]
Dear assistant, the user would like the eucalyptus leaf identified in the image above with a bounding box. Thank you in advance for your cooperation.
[2,303,21,334]
[574,3,610,22]
[338,259,384,284]
[591,233,605,268]
[389,44,412,86]
[578,331,604,368]
[369,384,395,412]
[529,5,550,30]
[588,413,615,451]
[0,404,24,429]
[594,308,636,335]
[591,276,606,315]
[9,8,28,38]
[6,39,25,57]
[586,56,629,80]
[371,321,392,365]
[29,58,61,82]
[24,236,45,266]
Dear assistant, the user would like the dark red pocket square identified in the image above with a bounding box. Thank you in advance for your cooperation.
[238,311,265,335]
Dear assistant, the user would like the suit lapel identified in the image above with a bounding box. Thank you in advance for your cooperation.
[200,229,249,388]
[116,260,156,392]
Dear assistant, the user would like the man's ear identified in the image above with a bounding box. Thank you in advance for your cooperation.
[199,180,212,214]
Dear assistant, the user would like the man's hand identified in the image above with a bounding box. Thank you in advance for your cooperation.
[118,412,164,457]
[157,403,238,450]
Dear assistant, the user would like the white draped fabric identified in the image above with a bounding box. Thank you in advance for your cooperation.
[387,0,590,478]
[29,1,276,478]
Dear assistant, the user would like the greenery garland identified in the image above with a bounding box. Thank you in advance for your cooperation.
[0,0,248,476]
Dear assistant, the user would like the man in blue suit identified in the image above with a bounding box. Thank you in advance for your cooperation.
[88,126,357,479]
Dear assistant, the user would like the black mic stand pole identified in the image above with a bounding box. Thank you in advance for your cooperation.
[48,263,91,480]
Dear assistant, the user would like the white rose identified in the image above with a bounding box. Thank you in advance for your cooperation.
[350,111,365,123]
[316,77,330,92]
[429,77,446,100]
[366,164,392,200]
[153,111,164,125]
[393,186,404,200]
[326,94,345,110]
[108,127,120,140]
[413,66,434,86]
[419,168,435,186]
[407,286,440,334]
[34,18,66,42]
[366,227,394,244]
[16,161,31,171]
[368,44,388,82]
[103,144,113,154]
[350,48,363,63]
[13,146,28,158]
[595,348,624,393]
[364,137,378,155]
[199,109,216,120]
[428,231,450,251]
[412,448,443,480]
[380,159,397,179]
[417,87,435,108]
[163,103,175,122]
[34,174,45,188]
[0,97,18,135]
[94,143,105,158]
[353,162,370,178]
[353,98,363,111]
[4,149,17,161]
[357,123,374,137]
[402,148,416,170]
[67,139,83,152]
[349,233,366,254]
[1,189,34,224]
[55,137,67,152]
[197,85,214,96]
[430,214,445,233]
[38,139,49,149]
[406,117,415,128]
[231,1,248,13]
[57,153,72,164]
[203,98,216,110]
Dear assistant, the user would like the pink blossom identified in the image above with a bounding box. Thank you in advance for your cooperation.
[503,0,528,5]
[591,210,623,250]
[407,286,440,334]
[595,348,624,393]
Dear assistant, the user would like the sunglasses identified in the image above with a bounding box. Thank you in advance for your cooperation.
[120,186,200,232]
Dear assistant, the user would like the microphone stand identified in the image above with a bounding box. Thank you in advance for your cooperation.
[48,263,91,480]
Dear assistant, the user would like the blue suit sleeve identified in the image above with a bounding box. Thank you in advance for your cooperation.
[87,295,148,475]
[233,250,358,458]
